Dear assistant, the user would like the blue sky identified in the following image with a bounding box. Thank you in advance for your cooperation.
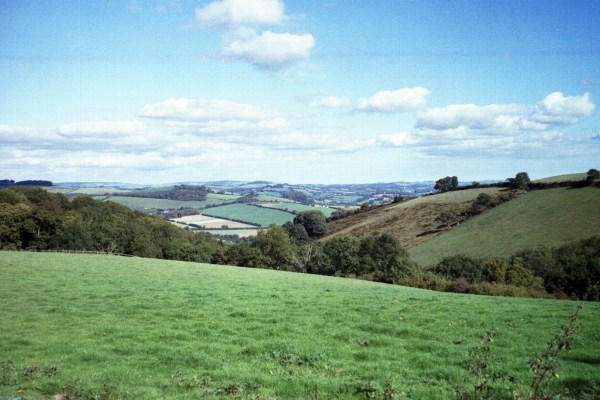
[1,0,598,184]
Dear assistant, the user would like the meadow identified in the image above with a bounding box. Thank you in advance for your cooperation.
[258,203,337,218]
[409,187,600,266]
[105,193,239,212]
[1,252,599,399]
[203,204,294,227]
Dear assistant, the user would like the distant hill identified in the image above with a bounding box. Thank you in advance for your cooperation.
[325,174,600,266]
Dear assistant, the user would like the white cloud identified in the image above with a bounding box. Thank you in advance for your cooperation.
[378,132,417,147]
[416,92,595,133]
[357,87,430,113]
[138,98,288,133]
[259,132,375,153]
[195,0,286,28]
[222,29,315,69]
[309,96,352,109]
[416,104,528,131]
[531,92,595,125]
[58,120,145,136]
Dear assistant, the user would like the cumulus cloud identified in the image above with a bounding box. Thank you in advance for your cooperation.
[222,29,315,69]
[308,96,352,109]
[357,87,430,113]
[531,92,595,125]
[194,0,314,70]
[416,92,595,133]
[138,98,288,133]
[257,132,375,153]
[195,0,285,28]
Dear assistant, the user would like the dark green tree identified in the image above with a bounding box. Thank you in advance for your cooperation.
[293,210,328,239]
[359,233,417,283]
[512,172,530,191]
[434,176,459,192]
[253,225,295,270]
[586,168,600,183]
[322,235,361,275]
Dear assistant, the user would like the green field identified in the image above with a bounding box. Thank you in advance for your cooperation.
[1,252,598,399]
[105,193,239,211]
[409,187,600,266]
[260,203,337,217]
[203,203,294,227]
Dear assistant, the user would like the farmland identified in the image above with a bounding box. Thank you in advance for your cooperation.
[203,203,294,227]
[1,251,599,399]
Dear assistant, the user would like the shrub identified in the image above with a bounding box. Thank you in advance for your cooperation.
[448,277,471,293]
[432,254,485,283]
[399,272,451,291]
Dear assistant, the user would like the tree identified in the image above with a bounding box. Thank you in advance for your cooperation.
[322,235,361,275]
[253,226,295,270]
[512,172,530,191]
[283,221,310,245]
[434,176,459,193]
[359,233,417,283]
[293,210,328,239]
[586,168,600,183]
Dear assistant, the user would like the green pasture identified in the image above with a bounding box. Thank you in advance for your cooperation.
[1,252,598,399]
[409,187,600,266]
[203,204,293,227]
[260,203,337,217]
[105,193,239,212]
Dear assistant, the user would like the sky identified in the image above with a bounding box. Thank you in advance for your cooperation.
[1,0,599,184]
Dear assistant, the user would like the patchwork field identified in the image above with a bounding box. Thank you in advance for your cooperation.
[172,214,257,229]
[1,252,599,399]
[105,193,239,212]
[203,204,294,227]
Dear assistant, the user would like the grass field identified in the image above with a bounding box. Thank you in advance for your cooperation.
[106,193,239,212]
[409,187,600,266]
[203,204,294,227]
[259,203,337,217]
[1,252,598,399]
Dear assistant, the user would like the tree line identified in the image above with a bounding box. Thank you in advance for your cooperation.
[120,184,209,201]
[1,186,598,300]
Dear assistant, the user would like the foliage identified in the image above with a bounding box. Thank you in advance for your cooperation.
[120,184,209,201]
[293,210,328,239]
[515,236,600,300]
[322,235,361,276]
[434,176,459,193]
[432,254,485,283]
[510,172,531,191]
[585,168,599,183]
[528,305,582,400]
[0,187,221,261]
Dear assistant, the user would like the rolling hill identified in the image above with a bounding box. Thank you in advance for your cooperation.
[1,252,599,399]
[325,179,600,266]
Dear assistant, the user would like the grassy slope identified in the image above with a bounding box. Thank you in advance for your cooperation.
[409,187,600,266]
[325,187,503,248]
[1,252,599,399]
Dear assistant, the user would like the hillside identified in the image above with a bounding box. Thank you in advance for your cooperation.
[408,186,600,266]
[324,187,504,248]
[1,252,599,399]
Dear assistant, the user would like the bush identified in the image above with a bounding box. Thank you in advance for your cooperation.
[399,272,451,291]
[432,254,485,283]
[448,277,471,293]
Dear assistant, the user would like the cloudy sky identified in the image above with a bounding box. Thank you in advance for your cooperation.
[1,0,599,184]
